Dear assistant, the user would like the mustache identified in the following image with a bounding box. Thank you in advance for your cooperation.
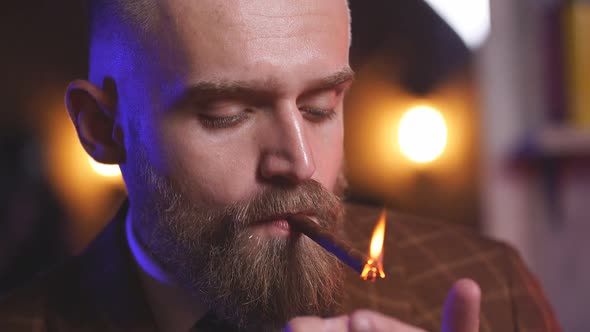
[220,179,343,234]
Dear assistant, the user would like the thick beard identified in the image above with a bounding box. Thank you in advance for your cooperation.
[130,154,346,331]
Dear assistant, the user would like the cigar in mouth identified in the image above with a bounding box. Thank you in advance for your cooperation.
[286,214,369,275]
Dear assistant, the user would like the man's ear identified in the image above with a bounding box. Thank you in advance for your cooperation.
[65,79,125,164]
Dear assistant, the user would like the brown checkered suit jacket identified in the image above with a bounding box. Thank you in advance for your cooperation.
[0,201,561,331]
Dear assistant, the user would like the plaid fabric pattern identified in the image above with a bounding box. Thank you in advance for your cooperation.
[341,202,562,332]
[0,201,562,331]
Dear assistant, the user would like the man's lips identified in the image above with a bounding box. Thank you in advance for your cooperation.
[267,220,291,232]
[252,212,317,234]
[255,212,316,225]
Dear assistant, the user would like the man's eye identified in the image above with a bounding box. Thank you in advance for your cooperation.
[301,108,337,123]
[198,113,248,129]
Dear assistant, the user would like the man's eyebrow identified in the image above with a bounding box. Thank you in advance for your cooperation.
[307,67,355,92]
[181,80,267,101]
[180,67,356,102]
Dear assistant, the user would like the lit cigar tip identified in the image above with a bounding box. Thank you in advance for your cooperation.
[361,208,387,281]
[361,259,386,282]
[288,212,386,282]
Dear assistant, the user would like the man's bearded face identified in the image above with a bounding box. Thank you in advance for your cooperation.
[132,148,346,331]
[115,0,352,330]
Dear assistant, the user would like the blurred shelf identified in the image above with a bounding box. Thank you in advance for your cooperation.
[514,126,590,162]
[512,126,590,220]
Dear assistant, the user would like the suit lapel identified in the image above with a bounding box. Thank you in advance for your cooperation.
[77,200,158,331]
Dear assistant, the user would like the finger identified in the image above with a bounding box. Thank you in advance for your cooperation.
[284,315,349,332]
[349,310,427,332]
[442,278,481,332]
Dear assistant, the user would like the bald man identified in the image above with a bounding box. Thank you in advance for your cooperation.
[0,1,561,331]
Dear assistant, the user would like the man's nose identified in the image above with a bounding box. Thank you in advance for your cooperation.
[258,104,316,185]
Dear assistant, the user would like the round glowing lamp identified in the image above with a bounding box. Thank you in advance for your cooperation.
[88,156,121,177]
[398,105,448,163]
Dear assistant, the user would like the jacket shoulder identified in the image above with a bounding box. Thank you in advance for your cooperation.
[0,259,86,331]
[344,200,502,250]
[343,201,561,332]
[344,200,507,252]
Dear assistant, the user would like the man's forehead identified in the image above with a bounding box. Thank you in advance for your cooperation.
[157,0,348,33]
[144,0,350,82]
[161,0,344,16]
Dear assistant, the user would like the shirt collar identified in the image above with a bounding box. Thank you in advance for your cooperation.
[126,209,208,332]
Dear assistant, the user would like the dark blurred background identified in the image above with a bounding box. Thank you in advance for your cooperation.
[1,0,589,330]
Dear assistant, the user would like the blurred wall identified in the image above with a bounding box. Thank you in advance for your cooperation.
[478,0,590,330]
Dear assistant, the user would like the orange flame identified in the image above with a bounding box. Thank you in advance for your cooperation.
[361,209,387,281]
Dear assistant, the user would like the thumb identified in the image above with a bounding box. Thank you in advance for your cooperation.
[441,278,481,332]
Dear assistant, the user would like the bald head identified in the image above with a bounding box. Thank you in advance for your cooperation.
[88,0,158,38]
[87,0,351,88]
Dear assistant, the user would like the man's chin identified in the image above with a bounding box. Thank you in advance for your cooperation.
[192,235,344,331]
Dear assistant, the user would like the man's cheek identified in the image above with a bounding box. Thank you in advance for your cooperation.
[172,155,259,204]
[314,148,343,191]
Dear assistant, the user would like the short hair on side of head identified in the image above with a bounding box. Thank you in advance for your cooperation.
[86,0,159,84]
[87,0,158,38]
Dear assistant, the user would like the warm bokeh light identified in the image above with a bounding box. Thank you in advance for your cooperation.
[344,55,478,230]
[41,93,126,253]
[398,105,448,164]
[88,157,121,177]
